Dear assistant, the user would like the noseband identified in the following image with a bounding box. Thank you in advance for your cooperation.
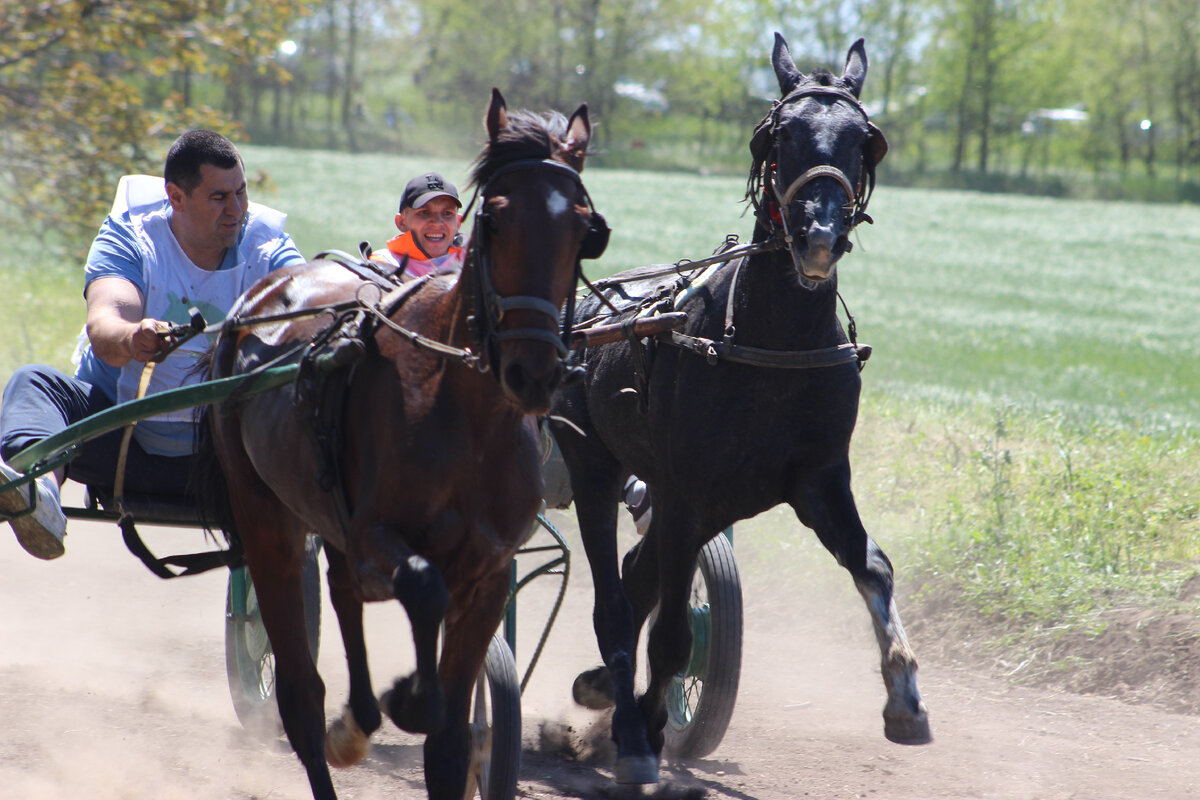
[467,158,609,376]
[750,85,878,250]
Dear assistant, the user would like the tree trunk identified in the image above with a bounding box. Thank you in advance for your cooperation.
[976,0,996,174]
[340,0,359,152]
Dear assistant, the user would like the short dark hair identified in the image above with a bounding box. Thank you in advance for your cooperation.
[163,130,242,194]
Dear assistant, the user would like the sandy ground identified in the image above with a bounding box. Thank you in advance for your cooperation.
[2,489,1199,800]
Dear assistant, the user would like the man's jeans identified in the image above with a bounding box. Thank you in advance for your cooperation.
[0,364,192,496]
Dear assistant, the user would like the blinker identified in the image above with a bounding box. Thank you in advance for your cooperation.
[580,212,610,260]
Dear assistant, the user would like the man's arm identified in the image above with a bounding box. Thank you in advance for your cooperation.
[85,277,165,367]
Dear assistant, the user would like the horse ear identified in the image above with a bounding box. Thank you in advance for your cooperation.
[486,87,509,141]
[772,32,803,96]
[842,38,868,98]
[561,104,592,172]
[865,121,889,168]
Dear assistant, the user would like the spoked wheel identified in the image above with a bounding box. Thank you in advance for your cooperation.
[463,632,521,800]
[225,534,322,739]
[663,531,743,759]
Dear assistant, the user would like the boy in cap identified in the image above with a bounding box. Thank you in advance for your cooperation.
[370,171,463,279]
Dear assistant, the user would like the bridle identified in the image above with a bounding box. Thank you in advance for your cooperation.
[748,84,882,257]
[466,158,609,377]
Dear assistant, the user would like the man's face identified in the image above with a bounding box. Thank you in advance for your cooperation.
[399,196,461,259]
[167,162,249,253]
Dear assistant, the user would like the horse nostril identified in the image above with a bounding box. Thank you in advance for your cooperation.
[807,222,836,253]
[504,362,529,398]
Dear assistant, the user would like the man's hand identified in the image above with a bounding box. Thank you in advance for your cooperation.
[127,318,170,363]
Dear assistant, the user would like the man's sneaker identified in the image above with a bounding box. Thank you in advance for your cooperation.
[0,462,66,560]
[623,476,653,537]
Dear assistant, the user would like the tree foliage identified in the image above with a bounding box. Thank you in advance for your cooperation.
[3,0,1200,230]
[0,0,314,248]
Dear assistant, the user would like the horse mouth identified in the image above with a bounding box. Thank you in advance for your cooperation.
[501,358,562,414]
[794,246,839,283]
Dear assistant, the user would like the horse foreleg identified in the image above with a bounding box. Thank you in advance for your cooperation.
[793,468,932,745]
[574,490,658,785]
[424,572,509,800]
[323,547,381,768]
[377,527,449,735]
[854,538,932,744]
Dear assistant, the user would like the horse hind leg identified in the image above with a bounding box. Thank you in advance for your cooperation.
[379,535,450,735]
[241,534,339,798]
[794,473,932,745]
[323,547,382,768]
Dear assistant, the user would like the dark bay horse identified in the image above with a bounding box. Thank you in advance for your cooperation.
[548,35,930,784]
[197,90,604,800]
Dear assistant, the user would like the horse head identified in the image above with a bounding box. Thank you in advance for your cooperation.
[467,90,605,412]
[465,89,605,414]
[748,34,888,286]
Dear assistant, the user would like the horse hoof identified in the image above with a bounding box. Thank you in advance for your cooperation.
[326,707,370,768]
[614,754,659,785]
[381,678,447,735]
[572,665,614,710]
[884,709,932,745]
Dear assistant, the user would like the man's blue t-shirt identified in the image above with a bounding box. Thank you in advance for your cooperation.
[75,198,305,454]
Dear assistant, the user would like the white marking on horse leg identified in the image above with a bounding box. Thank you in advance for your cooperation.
[855,578,932,744]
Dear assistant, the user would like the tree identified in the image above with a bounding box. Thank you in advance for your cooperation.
[0,0,314,249]
[381,0,713,144]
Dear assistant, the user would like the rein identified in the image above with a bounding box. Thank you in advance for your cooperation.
[656,252,869,371]
[569,235,870,374]
[219,155,608,382]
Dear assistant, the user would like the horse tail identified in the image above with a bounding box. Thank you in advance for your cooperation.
[190,346,240,548]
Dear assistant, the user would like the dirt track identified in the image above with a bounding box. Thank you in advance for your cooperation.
[2,489,1199,800]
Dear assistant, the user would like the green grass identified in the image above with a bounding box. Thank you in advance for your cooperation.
[850,189,1200,432]
[4,145,1200,638]
[0,211,89,379]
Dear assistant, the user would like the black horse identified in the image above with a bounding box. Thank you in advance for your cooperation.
[549,34,931,784]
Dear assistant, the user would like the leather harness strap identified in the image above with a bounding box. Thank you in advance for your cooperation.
[658,331,861,369]
[114,358,241,579]
[657,252,869,371]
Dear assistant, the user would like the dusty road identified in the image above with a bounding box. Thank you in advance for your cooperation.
[2,491,1198,799]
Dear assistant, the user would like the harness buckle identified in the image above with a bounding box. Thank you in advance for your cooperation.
[705,343,719,365]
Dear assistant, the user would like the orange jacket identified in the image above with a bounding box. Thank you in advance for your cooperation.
[370,231,462,279]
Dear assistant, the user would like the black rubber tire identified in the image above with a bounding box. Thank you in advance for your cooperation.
[663,531,743,759]
[225,535,322,739]
[468,633,522,800]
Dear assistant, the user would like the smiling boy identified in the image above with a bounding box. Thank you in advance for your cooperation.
[370,172,464,279]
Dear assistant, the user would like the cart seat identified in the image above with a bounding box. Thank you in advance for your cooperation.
[81,485,206,527]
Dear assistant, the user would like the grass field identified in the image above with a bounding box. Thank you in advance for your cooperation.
[2,145,1199,638]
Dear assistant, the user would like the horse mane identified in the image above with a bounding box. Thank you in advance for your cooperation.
[469,109,570,190]
[809,68,836,86]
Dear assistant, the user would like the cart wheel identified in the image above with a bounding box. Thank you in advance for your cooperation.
[464,632,521,800]
[663,531,743,759]
[225,535,322,739]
